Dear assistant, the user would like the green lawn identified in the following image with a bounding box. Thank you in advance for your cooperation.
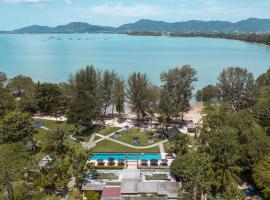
[34,119,71,131]
[145,174,170,180]
[97,173,118,180]
[93,135,102,141]
[163,142,171,153]
[92,140,160,153]
[98,127,121,136]
[163,135,199,153]
[116,128,162,146]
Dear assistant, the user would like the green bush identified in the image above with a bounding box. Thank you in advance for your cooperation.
[93,165,124,170]
[85,191,100,200]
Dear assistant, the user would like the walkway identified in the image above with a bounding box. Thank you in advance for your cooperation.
[159,142,166,159]
[95,132,168,149]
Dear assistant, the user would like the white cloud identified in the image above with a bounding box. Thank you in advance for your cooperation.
[89,3,167,18]
[2,0,50,3]
[66,0,71,4]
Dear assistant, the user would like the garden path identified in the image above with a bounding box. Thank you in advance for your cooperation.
[95,132,168,149]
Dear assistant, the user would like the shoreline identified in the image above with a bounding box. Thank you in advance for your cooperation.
[1,32,269,48]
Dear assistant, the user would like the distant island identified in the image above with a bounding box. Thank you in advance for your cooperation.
[2,18,270,34]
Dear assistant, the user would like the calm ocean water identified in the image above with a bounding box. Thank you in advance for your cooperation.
[0,34,270,90]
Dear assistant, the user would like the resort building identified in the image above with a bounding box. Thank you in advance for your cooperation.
[82,168,179,200]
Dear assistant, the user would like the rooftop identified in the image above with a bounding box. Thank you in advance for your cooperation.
[101,187,121,200]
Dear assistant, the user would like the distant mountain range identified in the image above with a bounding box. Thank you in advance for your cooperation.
[3,18,270,34]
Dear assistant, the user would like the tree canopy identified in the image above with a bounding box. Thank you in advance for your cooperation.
[126,72,151,124]
[217,67,254,111]
[171,151,214,200]
[0,112,33,144]
[253,155,270,198]
[160,65,197,121]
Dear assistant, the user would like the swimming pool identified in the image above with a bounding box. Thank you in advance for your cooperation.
[90,153,161,161]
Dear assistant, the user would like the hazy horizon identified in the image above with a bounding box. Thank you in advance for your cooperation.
[1,0,270,30]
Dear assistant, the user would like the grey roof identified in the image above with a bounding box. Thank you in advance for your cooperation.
[121,180,179,199]
[121,179,140,194]
[122,169,141,180]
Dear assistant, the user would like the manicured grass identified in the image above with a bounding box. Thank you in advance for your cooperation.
[117,128,162,146]
[163,142,171,153]
[97,173,118,180]
[34,119,71,132]
[93,135,102,141]
[98,127,121,136]
[92,140,160,153]
[145,174,170,180]
[33,120,85,158]
[163,135,199,152]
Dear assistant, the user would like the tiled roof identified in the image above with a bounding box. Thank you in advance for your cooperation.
[101,187,121,200]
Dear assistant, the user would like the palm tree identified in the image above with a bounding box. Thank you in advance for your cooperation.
[253,155,270,198]
[170,134,189,155]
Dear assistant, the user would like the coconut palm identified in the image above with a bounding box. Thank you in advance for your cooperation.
[170,133,189,155]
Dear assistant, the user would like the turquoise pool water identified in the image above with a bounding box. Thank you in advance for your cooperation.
[90,153,161,161]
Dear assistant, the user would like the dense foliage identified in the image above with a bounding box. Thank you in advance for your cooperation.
[1,65,270,199]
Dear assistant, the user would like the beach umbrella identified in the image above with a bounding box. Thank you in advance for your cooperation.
[97,159,104,163]
[150,159,158,163]
[118,158,124,163]
[108,157,115,162]
[161,159,168,163]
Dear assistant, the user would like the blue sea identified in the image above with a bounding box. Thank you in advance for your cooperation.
[0,34,270,90]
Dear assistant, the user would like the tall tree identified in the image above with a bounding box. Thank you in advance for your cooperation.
[112,77,125,118]
[0,112,34,144]
[126,72,150,125]
[145,85,159,125]
[0,84,15,116]
[160,65,197,122]
[196,84,220,102]
[100,70,116,116]
[6,75,35,97]
[256,68,270,87]
[35,82,62,115]
[43,128,66,154]
[253,155,270,198]
[0,72,7,83]
[71,150,91,187]
[171,151,214,200]
[217,67,254,111]
[0,143,30,200]
[207,127,242,192]
[67,66,101,127]
[170,133,189,155]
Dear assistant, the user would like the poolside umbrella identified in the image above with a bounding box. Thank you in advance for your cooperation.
[108,157,115,162]
[97,159,104,163]
[161,159,168,163]
[161,159,168,166]
[117,159,125,166]
[150,159,158,166]
[141,159,148,165]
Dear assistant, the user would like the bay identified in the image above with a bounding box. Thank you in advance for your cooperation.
[0,33,270,90]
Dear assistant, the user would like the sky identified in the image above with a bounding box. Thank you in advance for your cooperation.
[0,0,270,30]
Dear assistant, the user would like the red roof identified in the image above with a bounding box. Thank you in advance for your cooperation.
[101,187,121,199]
